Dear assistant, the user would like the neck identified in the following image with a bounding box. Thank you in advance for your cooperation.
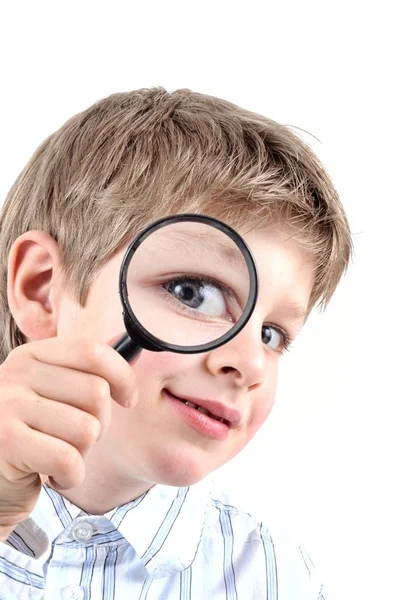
[49,443,155,515]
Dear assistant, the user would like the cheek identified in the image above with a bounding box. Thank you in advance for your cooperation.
[132,351,198,390]
[56,285,124,342]
[249,391,276,431]
[244,367,279,436]
[133,352,169,388]
[226,389,276,463]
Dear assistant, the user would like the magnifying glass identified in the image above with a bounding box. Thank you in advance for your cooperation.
[113,214,258,362]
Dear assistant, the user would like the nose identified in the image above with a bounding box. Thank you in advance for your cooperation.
[204,316,267,390]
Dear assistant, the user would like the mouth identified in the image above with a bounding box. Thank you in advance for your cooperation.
[165,390,232,440]
[171,396,227,424]
[165,390,242,428]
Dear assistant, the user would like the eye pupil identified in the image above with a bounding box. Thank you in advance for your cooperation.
[177,284,193,300]
[169,282,203,308]
[262,326,272,344]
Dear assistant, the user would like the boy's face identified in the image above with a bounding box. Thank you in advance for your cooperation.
[56,226,314,488]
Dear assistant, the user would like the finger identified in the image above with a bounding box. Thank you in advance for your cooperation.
[5,364,113,432]
[9,337,139,408]
[17,392,102,451]
[1,423,85,490]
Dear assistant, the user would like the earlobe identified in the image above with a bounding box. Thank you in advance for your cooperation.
[7,231,62,341]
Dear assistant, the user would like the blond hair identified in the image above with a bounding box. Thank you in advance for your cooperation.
[0,87,352,362]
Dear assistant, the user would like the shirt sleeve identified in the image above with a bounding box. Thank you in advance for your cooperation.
[298,546,328,599]
[318,584,327,599]
[0,540,45,600]
[264,526,328,600]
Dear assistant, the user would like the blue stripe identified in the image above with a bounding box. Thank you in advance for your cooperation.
[0,556,44,589]
[103,546,118,600]
[299,546,315,577]
[211,498,249,515]
[112,491,148,529]
[180,566,192,599]
[138,575,153,600]
[218,508,237,600]
[260,524,278,600]
[79,545,97,591]
[44,486,73,528]
[6,530,35,557]
[141,487,189,565]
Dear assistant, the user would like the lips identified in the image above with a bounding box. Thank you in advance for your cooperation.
[166,390,242,428]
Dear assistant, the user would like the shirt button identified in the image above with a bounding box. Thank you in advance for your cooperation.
[71,521,94,542]
[61,585,85,600]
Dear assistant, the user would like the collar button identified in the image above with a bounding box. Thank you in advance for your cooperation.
[61,584,85,599]
[71,521,94,542]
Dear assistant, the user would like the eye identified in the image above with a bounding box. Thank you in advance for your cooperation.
[164,277,229,318]
[262,325,288,352]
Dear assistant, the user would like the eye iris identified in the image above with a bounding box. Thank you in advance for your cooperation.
[262,326,272,344]
[262,326,281,349]
[170,282,203,308]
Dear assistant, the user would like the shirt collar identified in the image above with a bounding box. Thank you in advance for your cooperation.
[107,478,213,578]
[20,477,213,578]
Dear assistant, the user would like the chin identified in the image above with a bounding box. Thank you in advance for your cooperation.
[150,450,215,488]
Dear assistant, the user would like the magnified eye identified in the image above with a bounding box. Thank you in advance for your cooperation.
[164,277,228,318]
[262,325,284,350]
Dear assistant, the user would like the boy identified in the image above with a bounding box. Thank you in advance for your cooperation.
[0,88,351,599]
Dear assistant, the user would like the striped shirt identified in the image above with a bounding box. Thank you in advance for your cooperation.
[0,479,326,599]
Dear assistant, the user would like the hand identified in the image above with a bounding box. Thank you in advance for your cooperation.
[0,337,137,542]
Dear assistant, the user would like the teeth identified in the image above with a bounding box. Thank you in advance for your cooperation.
[183,400,225,424]
[197,407,212,417]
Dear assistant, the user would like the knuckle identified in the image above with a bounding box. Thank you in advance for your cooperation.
[4,345,32,368]
[0,461,21,484]
[79,338,102,368]
[80,415,101,445]
[89,377,110,404]
[6,345,25,359]
[0,353,28,382]
[0,385,24,414]
[0,419,17,452]
[54,446,81,478]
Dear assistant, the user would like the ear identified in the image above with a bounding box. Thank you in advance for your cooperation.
[7,230,63,341]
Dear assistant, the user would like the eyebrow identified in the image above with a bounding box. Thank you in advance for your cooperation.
[276,301,309,323]
[157,230,246,269]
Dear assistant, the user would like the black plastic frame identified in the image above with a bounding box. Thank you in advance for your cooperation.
[114,213,259,358]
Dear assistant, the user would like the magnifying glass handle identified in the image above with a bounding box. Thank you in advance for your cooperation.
[112,333,142,362]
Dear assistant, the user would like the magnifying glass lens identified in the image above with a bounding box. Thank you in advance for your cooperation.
[125,221,251,347]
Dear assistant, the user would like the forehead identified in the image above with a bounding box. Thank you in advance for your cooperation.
[241,227,315,315]
[149,224,246,268]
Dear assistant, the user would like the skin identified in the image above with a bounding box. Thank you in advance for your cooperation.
[3,225,314,516]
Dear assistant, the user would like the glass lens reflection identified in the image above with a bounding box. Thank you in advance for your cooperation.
[125,221,250,347]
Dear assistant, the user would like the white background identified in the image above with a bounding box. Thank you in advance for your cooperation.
[0,2,396,598]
